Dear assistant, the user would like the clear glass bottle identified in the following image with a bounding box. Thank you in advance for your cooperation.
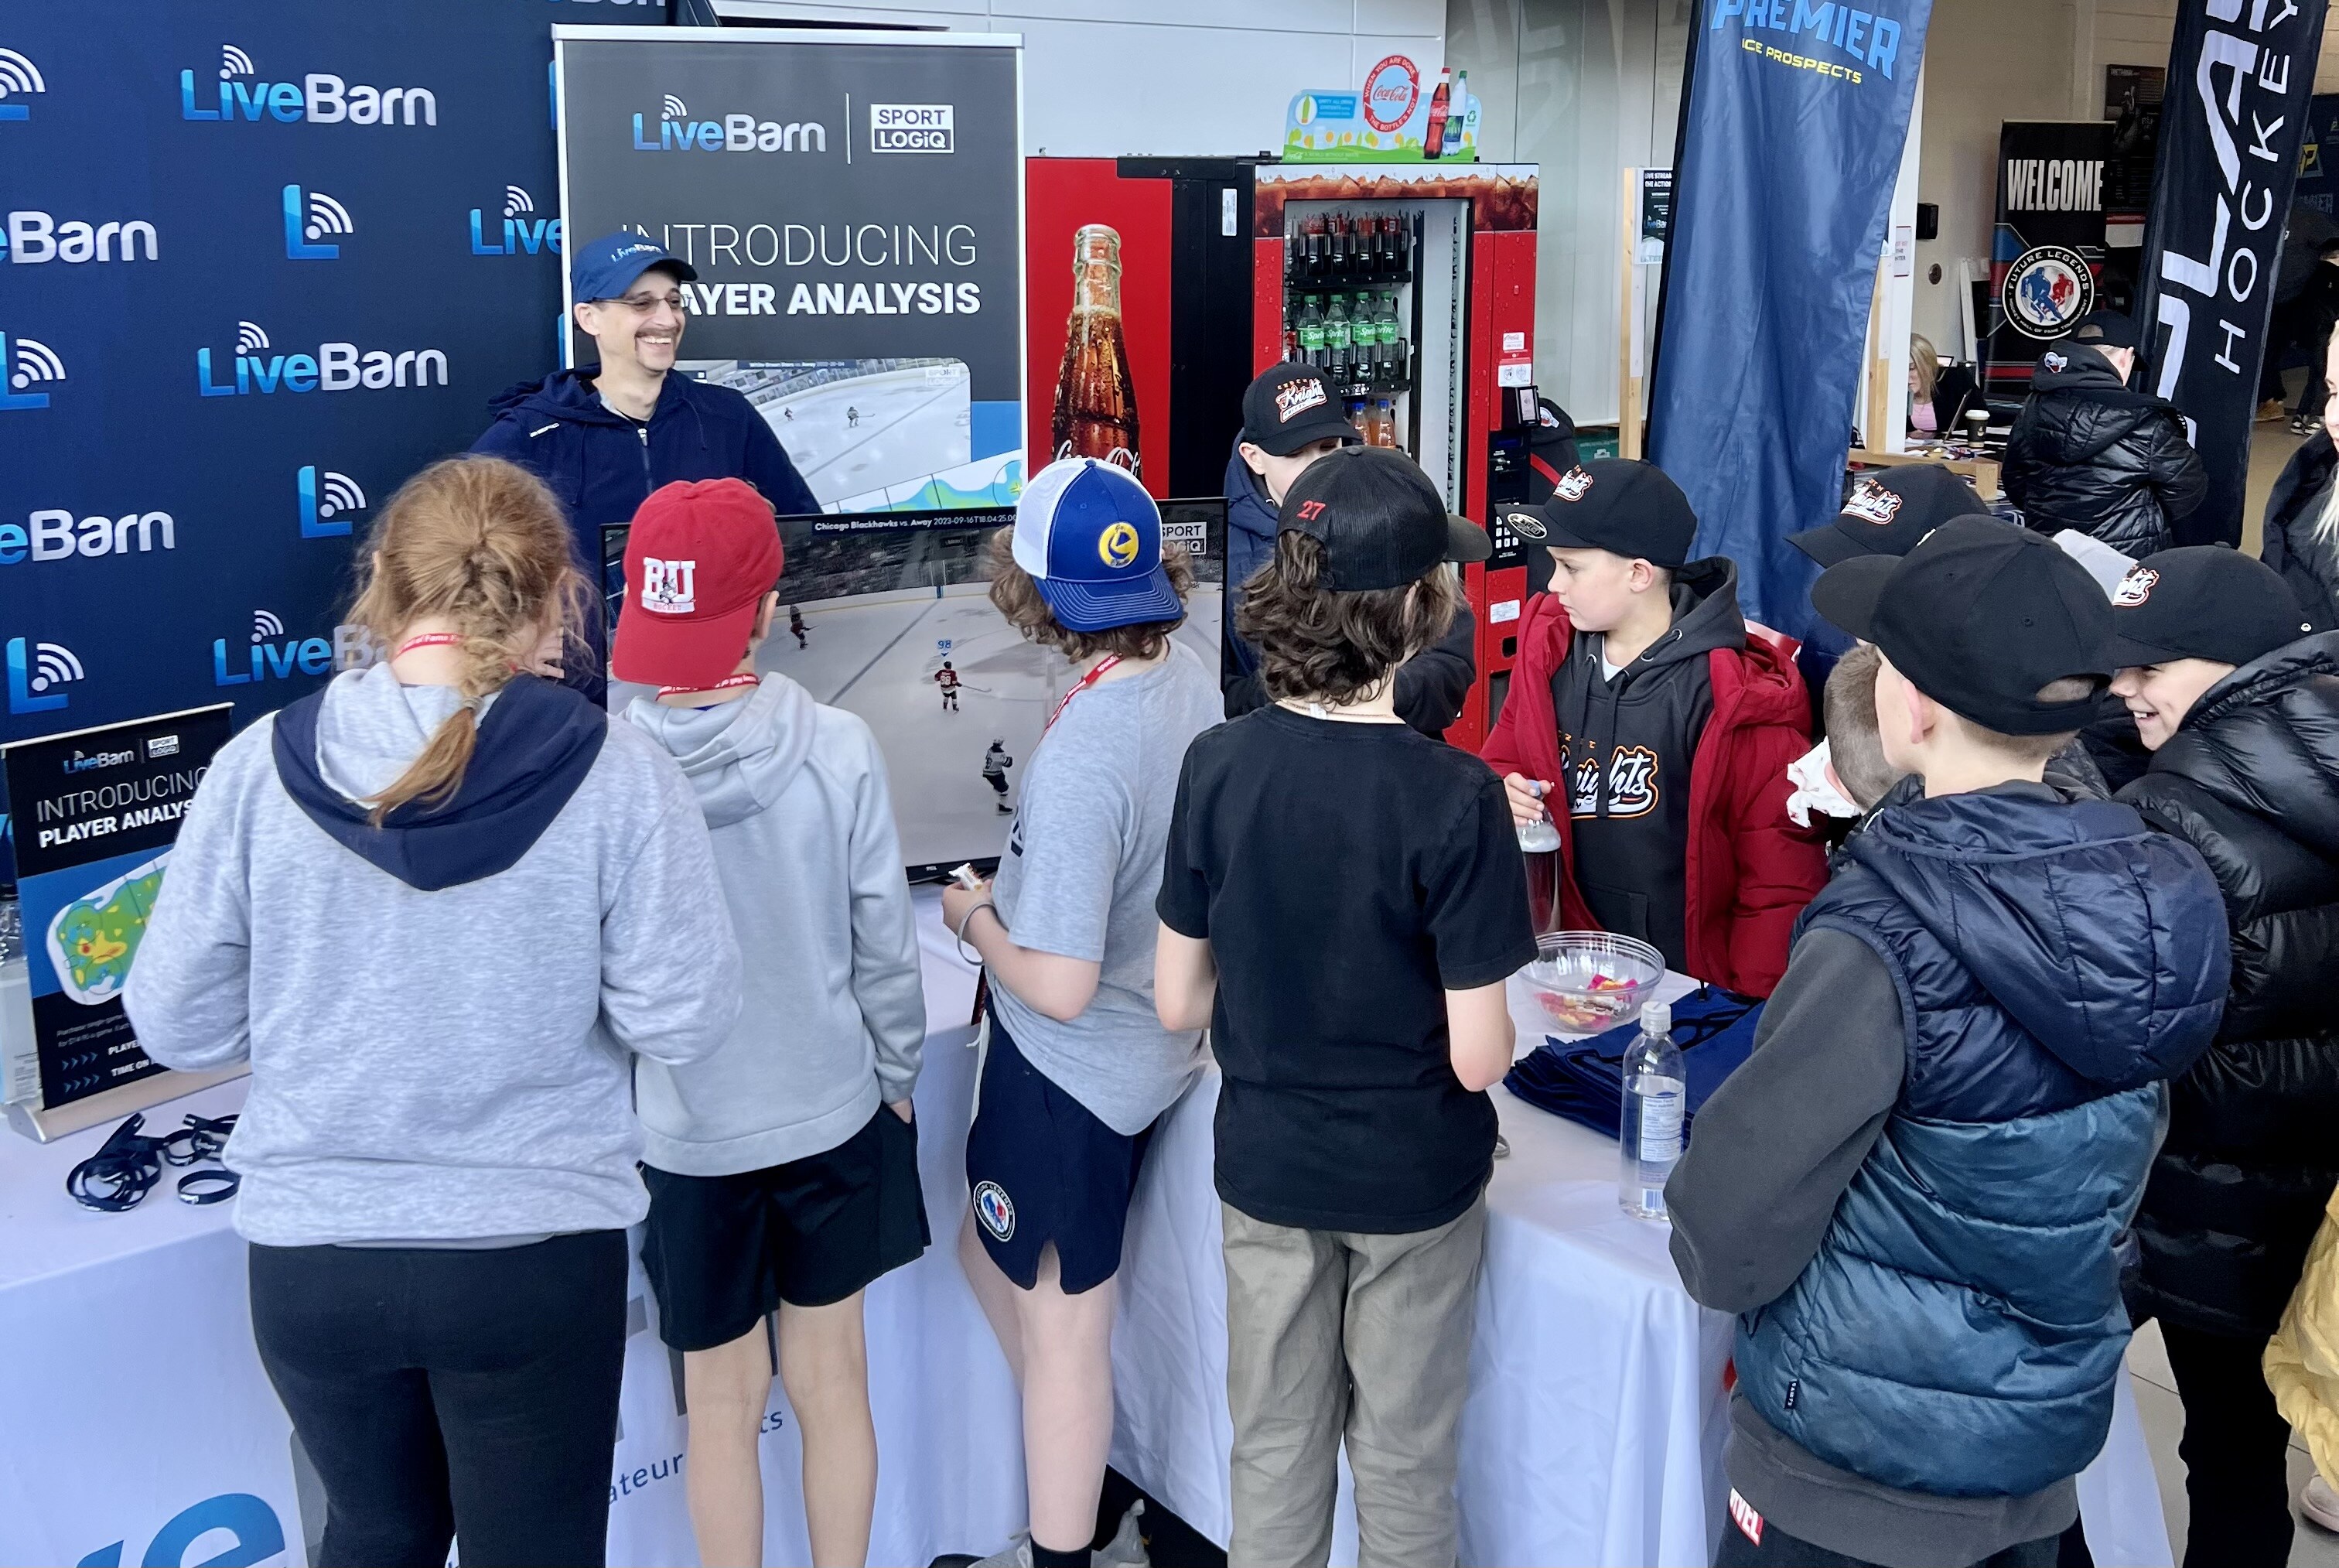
[1619,1000,1685,1221]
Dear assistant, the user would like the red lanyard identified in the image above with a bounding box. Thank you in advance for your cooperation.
[657,673,762,700]
[394,633,467,658]
[1043,655,1119,734]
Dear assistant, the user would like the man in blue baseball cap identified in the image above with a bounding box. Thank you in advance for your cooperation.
[471,231,818,695]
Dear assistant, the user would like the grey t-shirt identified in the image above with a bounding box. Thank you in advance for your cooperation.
[988,641,1221,1134]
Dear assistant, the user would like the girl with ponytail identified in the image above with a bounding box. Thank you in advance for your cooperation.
[128,455,743,1568]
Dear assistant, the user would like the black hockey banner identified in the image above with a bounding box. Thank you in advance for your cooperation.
[1985,121,2112,398]
[2137,0,2330,546]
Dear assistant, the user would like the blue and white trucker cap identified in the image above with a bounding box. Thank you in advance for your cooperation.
[1012,457,1183,632]
[572,230,697,304]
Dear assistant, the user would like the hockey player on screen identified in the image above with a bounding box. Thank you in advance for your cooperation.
[790,605,808,649]
[982,740,1013,814]
[935,660,962,712]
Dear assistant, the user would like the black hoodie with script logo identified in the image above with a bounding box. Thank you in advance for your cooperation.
[1552,559,1747,972]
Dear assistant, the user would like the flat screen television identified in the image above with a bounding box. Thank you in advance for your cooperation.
[603,497,1227,879]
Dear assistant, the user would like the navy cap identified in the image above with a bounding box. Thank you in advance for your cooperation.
[1012,457,1184,631]
[572,231,697,304]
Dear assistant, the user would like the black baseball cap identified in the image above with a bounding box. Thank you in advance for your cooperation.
[1788,466,1994,566]
[1504,459,1697,568]
[2069,311,2143,351]
[1811,516,2113,735]
[2103,547,2312,668]
[1279,445,1490,591]
[1241,365,1362,456]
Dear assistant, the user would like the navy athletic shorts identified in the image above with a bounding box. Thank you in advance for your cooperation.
[964,1013,1155,1295]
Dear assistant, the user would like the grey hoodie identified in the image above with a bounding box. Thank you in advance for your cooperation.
[125,664,742,1246]
[626,674,924,1175]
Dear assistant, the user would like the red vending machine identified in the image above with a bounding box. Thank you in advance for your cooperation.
[1028,158,1539,751]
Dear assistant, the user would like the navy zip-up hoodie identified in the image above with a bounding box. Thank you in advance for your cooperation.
[470,368,820,567]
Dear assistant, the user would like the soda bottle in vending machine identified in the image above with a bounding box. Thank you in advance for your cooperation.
[1050,224,1141,475]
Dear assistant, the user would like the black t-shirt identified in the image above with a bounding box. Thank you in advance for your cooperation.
[1157,705,1538,1233]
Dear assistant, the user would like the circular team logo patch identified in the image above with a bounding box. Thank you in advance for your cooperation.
[2002,245,2095,340]
[1098,521,1141,569]
[973,1180,1016,1241]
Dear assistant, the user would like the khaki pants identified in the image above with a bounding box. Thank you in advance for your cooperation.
[1221,1195,1488,1568]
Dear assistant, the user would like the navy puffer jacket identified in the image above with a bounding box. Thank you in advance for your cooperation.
[1737,790,2228,1497]
[2122,633,2339,1338]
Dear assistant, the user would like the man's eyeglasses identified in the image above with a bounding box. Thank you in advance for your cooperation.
[596,290,687,314]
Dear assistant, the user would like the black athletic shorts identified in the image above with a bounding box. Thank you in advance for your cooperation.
[965,1013,1156,1295]
[640,1104,929,1351]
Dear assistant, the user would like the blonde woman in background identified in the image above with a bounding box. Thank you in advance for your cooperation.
[1907,333,1976,439]
[2267,1193,2339,1533]
[125,456,742,1568]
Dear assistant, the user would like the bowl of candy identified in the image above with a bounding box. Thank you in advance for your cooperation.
[1521,932,1664,1033]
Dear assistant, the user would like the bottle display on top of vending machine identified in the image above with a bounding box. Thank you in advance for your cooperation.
[1051,224,1141,475]
[1423,67,1452,159]
[1443,70,1469,157]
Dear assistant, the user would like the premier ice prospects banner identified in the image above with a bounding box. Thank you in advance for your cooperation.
[555,30,1026,511]
[1647,0,1934,638]
[2137,0,2330,548]
[0,2,613,749]
[3,705,230,1109]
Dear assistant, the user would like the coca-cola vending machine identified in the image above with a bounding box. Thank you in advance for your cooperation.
[1026,157,1539,751]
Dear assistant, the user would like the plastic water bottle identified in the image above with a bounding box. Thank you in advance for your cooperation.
[1516,777,1561,853]
[1619,1000,1685,1221]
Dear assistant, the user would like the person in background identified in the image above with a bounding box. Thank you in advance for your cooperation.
[1668,519,2230,1568]
[2259,204,2339,433]
[2259,330,2339,632]
[471,233,819,695]
[1155,446,1530,1568]
[2266,1191,2339,1536]
[1907,335,1975,440]
[2102,548,2337,1568]
[1484,458,1825,997]
[614,479,927,1568]
[1222,364,1475,736]
[941,458,1221,1568]
[124,456,742,1568]
[2001,312,2207,556]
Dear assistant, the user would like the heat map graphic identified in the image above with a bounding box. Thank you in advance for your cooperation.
[45,852,167,1005]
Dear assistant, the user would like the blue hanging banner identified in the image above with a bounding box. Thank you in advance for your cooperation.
[1647,0,1935,638]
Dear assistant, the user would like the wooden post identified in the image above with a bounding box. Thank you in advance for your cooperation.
[1620,166,1645,458]
[1864,256,1892,452]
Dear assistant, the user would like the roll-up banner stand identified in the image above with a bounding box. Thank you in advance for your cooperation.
[1983,123,2112,401]
[2136,0,2330,547]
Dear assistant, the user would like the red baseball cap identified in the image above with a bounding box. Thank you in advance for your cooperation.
[610,478,784,689]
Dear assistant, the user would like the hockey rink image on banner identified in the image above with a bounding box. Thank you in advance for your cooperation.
[603,500,1225,875]
[679,357,1023,513]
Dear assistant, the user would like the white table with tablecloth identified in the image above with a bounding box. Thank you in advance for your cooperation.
[0,890,2173,1567]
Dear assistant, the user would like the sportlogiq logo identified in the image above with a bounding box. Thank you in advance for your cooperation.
[297,465,367,539]
[0,328,63,411]
[214,610,333,687]
[633,94,826,152]
[197,320,447,396]
[470,184,563,257]
[284,185,353,260]
[0,46,46,122]
[7,636,81,715]
[183,43,436,126]
[871,104,952,153]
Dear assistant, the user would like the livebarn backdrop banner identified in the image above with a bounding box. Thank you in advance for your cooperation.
[0,1,660,751]
[1648,0,1935,639]
[2136,0,2330,547]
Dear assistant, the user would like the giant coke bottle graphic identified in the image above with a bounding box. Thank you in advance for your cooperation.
[1051,224,1141,476]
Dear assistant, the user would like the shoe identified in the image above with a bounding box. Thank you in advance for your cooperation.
[1097,1500,1149,1567]
[2304,1474,2339,1533]
[2293,415,2320,436]
[2261,398,2291,422]
[997,802,1013,814]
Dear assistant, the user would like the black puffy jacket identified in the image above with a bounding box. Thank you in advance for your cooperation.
[2121,632,2339,1337]
[2260,430,2339,632]
[2002,345,2209,555]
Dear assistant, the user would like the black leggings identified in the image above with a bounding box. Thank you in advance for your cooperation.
[249,1230,628,1568]
[2161,1320,2298,1568]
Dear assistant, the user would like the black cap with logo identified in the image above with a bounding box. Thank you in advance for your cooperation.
[1241,365,1363,457]
[1811,516,2114,735]
[1788,466,1994,567]
[2104,547,2313,669]
[1279,446,1490,592]
[1502,458,1697,568]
